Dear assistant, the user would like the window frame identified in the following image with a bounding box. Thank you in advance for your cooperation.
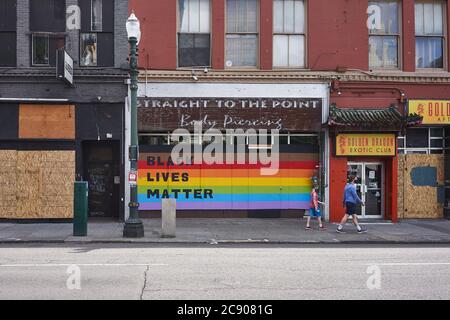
[91,0,103,32]
[224,0,260,69]
[31,34,50,67]
[79,0,114,68]
[272,0,308,69]
[368,0,403,70]
[176,0,212,69]
[398,127,445,154]
[414,0,447,71]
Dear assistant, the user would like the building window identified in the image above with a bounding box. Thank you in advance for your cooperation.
[0,0,16,67]
[225,0,258,68]
[398,127,445,154]
[273,0,306,68]
[91,0,103,31]
[80,0,114,67]
[32,35,49,66]
[178,0,211,67]
[80,33,98,67]
[415,0,445,69]
[368,1,400,69]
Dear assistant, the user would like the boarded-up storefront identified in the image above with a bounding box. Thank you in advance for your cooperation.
[0,150,75,219]
[398,154,444,219]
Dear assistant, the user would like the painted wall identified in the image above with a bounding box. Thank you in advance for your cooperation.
[138,147,319,211]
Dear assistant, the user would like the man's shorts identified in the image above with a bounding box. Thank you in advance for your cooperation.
[345,202,356,216]
[309,208,321,218]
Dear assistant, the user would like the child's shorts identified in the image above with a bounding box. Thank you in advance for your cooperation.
[309,208,321,217]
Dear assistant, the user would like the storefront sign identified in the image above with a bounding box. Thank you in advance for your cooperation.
[336,133,396,156]
[409,100,450,124]
[56,49,74,86]
[137,97,323,131]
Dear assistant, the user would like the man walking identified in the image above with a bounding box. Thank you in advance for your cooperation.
[336,175,367,234]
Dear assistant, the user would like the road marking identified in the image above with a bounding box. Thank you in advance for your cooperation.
[368,263,450,266]
[0,263,168,268]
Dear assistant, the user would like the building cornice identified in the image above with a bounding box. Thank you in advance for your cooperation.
[138,70,450,84]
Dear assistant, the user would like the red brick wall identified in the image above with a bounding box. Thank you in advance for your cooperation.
[129,0,177,70]
[132,0,450,72]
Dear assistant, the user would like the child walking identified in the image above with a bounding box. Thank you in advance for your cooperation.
[305,187,326,231]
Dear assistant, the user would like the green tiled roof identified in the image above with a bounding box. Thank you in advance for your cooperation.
[328,105,422,129]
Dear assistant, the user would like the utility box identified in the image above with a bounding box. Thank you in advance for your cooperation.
[73,181,88,236]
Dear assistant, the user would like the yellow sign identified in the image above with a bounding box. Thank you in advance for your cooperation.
[336,133,396,156]
[409,100,450,124]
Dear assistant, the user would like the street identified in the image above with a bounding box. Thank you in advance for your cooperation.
[0,244,449,300]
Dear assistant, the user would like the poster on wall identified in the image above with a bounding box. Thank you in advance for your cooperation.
[336,133,396,157]
[409,100,450,124]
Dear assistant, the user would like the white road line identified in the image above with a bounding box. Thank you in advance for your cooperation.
[0,263,168,267]
[367,263,450,266]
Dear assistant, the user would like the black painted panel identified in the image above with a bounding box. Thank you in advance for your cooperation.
[75,104,123,141]
[97,32,114,67]
[0,140,75,150]
[0,104,18,139]
[0,32,16,67]
[30,0,65,32]
[0,0,16,31]
[102,0,114,33]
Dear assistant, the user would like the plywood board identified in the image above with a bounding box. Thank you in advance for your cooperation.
[19,104,75,139]
[0,150,75,219]
[0,151,17,219]
[402,154,444,219]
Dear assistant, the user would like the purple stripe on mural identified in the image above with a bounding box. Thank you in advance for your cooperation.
[139,201,310,211]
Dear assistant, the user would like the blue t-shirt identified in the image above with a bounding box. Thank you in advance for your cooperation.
[343,183,362,205]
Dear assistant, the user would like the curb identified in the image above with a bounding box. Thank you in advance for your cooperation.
[1,239,450,245]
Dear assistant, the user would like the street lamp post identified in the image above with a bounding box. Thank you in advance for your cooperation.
[123,12,144,238]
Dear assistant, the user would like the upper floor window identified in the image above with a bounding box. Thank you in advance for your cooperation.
[0,0,16,67]
[415,0,445,69]
[30,0,65,67]
[178,0,211,67]
[225,0,258,68]
[368,1,400,69]
[273,0,306,68]
[80,0,114,67]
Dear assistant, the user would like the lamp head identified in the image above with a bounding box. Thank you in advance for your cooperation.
[126,12,141,44]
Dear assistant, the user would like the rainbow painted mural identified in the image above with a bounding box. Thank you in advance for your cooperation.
[138,148,319,211]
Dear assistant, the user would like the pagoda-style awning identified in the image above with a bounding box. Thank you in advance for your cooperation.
[328,104,422,131]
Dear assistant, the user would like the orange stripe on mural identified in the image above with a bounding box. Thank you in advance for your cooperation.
[140,168,317,178]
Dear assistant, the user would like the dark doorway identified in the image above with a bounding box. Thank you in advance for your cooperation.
[83,141,120,218]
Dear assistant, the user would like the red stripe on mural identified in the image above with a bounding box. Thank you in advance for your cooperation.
[138,160,319,170]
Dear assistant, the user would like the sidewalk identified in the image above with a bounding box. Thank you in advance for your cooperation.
[1,218,450,244]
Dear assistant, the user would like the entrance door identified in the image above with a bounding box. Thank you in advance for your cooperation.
[83,141,120,218]
[347,163,384,218]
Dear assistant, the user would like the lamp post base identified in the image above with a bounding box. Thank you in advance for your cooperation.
[123,220,144,238]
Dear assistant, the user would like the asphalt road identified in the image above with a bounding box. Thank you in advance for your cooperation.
[0,244,449,300]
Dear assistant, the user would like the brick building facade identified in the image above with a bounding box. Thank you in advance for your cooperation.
[131,0,450,222]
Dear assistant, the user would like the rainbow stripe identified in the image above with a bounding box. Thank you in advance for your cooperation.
[138,151,318,211]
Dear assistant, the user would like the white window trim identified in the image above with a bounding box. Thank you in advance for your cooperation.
[273,0,307,69]
[31,34,50,66]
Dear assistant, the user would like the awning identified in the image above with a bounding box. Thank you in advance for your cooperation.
[328,104,422,131]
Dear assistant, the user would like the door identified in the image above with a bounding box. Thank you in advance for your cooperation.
[83,141,120,218]
[347,163,384,218]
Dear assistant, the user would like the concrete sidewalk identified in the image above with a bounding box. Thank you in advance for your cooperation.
[1,218,450,244]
